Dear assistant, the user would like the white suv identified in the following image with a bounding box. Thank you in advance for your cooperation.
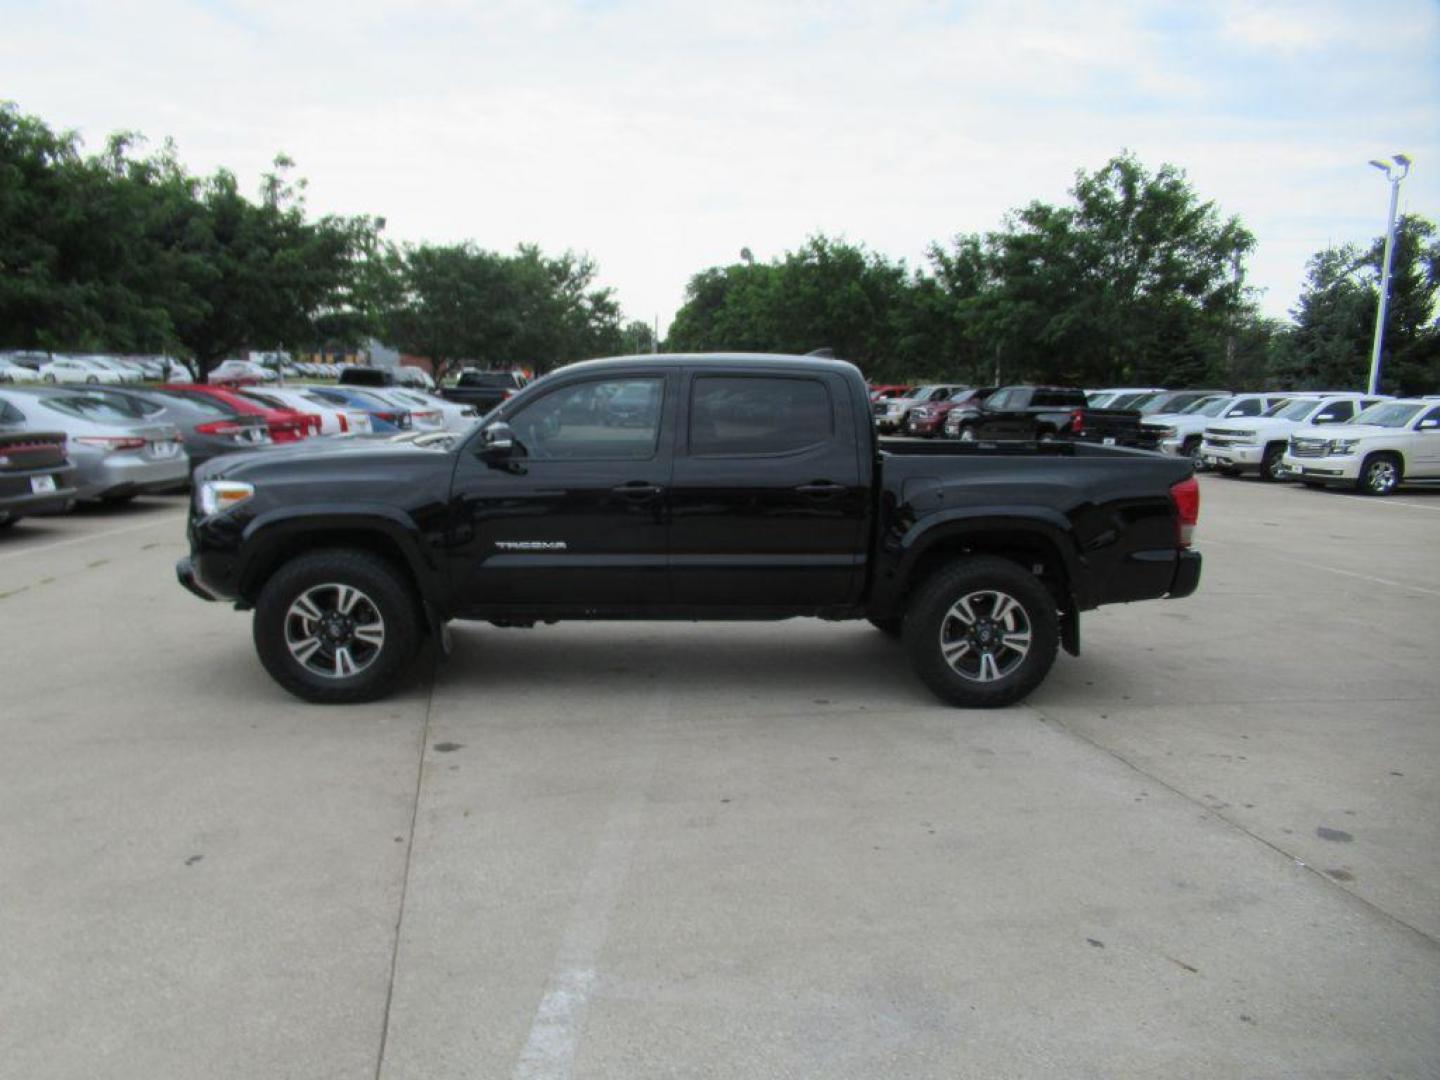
[1202,393,1386,482]
[1144,393,1289,465]
[1283,399,1440,496]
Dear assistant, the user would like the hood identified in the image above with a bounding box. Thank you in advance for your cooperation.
[195,433,451,482]
[1291,424,1393,441]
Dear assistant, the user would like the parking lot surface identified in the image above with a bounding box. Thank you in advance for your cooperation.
[1,478,1437,1079]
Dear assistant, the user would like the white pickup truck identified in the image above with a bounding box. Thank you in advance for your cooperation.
[1283,399,1440,495]
[1202,393,1386,482]
[1143,393,1289,466]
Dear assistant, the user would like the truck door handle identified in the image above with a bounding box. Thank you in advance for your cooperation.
[795,482,847,497]
[611,482,664,500]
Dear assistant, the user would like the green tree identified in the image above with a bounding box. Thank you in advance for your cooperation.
[382,242,623,381]
[1269,215,1438,395]
[935,152,1254,387]
[666,235,929,380]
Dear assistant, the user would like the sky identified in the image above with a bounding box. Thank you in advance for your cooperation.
[3,0,1438,336]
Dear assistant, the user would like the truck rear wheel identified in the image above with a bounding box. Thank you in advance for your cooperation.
[253,549,422,704]
[903,556,1059,708]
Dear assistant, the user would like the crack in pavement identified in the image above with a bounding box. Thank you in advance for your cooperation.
[1030,704,1440,952]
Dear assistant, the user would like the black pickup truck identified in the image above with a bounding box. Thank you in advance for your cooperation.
[439,370,529,414]
[952,386,1154,447]
[177,354,1201,707]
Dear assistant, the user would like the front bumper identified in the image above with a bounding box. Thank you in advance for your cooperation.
[1281,454,1358,481]
[176,555,220,601]
[1201,443,1262,470]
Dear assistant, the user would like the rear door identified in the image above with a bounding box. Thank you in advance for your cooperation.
[668,369,868,610]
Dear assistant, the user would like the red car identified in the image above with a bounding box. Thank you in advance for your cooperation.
[906,387,1000,437]
[159,384,320,443]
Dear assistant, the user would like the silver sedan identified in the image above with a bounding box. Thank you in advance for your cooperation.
[0,388,189,501]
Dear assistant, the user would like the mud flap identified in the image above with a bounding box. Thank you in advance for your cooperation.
[1060,607,1080,657]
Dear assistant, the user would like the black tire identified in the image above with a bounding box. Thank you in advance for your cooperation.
[1260,443,1287,482]
[1357,452,1402,497]
[253,548,422,704]
[0,516,17,529]
[1183,437,1205,470]
[868,616,903,638]
[903,556,1059,708]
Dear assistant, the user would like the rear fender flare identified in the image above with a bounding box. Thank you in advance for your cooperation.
[882,508,1087,615]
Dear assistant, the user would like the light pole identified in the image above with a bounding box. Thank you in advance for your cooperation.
[1365,153,1411,395]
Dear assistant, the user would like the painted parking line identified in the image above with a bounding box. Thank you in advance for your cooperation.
[0,513,184,564]
[1204,538,1440,599]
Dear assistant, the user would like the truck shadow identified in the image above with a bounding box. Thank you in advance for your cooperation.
[432,621,933,709]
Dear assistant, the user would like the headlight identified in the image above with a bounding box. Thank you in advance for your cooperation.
[197,479,254,517]
[1330,439,1360,455]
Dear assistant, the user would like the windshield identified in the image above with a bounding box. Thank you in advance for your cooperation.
[1129,393,1164,412]
[1353,402,1424,428]
[1184,397,1231,417]
[1270,398,1323,421]
[459,372,521,388]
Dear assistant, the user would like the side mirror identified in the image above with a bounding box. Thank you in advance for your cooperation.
[1418,419,1440,431]
[1314,413,1339,424]
[478,421,516,462]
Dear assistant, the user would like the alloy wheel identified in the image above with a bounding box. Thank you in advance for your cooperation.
[938,589,1032,683]
[284,583,387,678]
[1365,459,1398,495]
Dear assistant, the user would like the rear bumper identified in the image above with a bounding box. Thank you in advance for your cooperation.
[0,465,78,520]
[1168,549,1202,599]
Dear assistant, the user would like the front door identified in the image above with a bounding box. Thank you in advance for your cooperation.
[447,372,675,614]
[668,369,869,610]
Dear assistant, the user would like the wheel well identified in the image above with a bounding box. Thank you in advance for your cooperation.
[241,529,424,609]
[903,530,1073,613]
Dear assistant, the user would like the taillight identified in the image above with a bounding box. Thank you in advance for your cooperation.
[307,414,321,435]
[338,414,349,433]
[1169,476,1200,548]
[195,421,243,436]
[75,436,146,451]
[1070,408,1085,437]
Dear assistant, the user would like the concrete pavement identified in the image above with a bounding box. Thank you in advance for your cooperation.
[0,477,1436,1079]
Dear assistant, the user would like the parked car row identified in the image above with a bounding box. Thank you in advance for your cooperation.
[1,351,192,385]
[0,382,483,529]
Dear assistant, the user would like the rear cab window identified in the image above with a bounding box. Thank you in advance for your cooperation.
[689,376,833,457]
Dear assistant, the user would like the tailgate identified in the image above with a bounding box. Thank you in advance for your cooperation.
[1078,409,1152,445]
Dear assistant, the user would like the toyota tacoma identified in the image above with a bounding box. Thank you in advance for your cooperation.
[177,354,1202,707]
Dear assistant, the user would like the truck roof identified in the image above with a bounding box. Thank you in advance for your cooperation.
[552,352,864,380]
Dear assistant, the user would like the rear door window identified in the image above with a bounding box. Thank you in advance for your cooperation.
[690,376,832,457]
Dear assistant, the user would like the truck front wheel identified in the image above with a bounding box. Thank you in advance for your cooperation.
[903,557,1059,708]
[253,549,422,704]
